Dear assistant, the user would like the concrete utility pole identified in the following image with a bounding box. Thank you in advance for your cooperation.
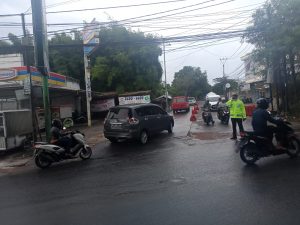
[220,57,228,98]
[163,40,168,111]
[84,55,92,127]
[21,13,36,142]
[82,19,99,127]
[220,57,228,78]
[31,0,51,142]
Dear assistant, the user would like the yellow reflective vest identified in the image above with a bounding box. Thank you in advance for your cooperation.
[226,99,246,119]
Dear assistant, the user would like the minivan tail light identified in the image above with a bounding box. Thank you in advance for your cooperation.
[128,117,139,125]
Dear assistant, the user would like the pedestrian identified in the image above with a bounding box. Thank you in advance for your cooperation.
[226,93,246,140]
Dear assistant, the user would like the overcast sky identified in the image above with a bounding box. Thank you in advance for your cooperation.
[0,0,266,84]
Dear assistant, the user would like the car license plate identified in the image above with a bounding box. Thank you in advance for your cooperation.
[111,124,122,129]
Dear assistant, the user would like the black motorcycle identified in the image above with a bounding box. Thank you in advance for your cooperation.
[202,108,214,126]
[238,119,300,165]
[217,107,230,125]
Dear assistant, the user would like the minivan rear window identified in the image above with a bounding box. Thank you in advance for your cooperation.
[108,108,132,119]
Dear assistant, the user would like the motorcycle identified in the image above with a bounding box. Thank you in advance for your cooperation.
[217,107,230,125]
[238,119,300,165]
[34,130,92,168]
[202,108,214,126]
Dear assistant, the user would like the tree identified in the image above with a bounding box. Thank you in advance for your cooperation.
[170,66,211,99]
[49,31,85,88]
[244,0,300,113]
[8,33,21,46]
[212,77,238,96]
[91,25,162,95]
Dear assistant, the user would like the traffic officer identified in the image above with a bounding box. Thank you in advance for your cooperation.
[226,93,246,139]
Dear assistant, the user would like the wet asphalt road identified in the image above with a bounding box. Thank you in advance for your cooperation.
[1,110,300,225]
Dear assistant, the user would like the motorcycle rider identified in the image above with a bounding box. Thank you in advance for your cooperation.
[50,119,73,154]
[252,98,281,143]
[217,97,227,119]
[202,100,215,124]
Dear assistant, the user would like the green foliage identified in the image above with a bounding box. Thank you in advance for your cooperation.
[91,25,162,95]
[212,77,238,95]
[244,0,300,114]
[49,31,85,88]
[170,66,211,98]
[8,33,21,46]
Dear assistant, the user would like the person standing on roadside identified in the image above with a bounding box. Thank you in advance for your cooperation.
[226,93,246,140]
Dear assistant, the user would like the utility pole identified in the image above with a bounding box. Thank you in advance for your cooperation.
[82,19,99,127]
[84,54,92,127]
[21,13,36,142]
[163,39,168,111]
[31,0,51,142]
[220,57,228,78]
[220,57,228,98]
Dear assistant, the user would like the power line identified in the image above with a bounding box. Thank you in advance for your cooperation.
[46,0,237,38]
[45,0,191,14]
[0,0,208,17]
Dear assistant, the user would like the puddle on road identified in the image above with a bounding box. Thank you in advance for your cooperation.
[190,131,231,140]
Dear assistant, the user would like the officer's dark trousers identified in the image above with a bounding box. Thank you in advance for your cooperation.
[231,118,244,138]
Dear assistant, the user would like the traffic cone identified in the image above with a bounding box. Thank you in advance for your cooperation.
[190,112,196,121]
[193,106,198,114]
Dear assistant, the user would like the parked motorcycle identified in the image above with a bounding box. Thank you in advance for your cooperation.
[238,119,300,165]
[202,108,214,126]
[217,107,230,125]
[34,130,92,168]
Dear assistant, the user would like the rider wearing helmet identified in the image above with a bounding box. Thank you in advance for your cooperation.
[217,97,227,118]
[252,98,280,140]
[202,100,215,124]
[50,119,72,153]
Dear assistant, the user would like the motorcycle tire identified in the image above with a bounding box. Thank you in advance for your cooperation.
[286,137,300,158]
[240,143,259,165]
[80,146,92,160]
[35,154,52,169]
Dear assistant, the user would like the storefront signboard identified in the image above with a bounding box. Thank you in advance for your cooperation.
[118,95,150,105]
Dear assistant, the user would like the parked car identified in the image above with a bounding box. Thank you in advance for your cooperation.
[171,96,190,113]
[188,97,197,106]
[104,103,174,144]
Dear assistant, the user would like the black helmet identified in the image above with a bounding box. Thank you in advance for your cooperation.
[52,119,62,129]
[256,98,269,109]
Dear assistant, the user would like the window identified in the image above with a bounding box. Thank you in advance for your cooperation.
[153,106,165,115]
[174,97,186,103]
[135,108,146,117]
[108,108,132,119]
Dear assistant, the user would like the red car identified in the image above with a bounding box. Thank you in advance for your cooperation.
[171,96,190,113]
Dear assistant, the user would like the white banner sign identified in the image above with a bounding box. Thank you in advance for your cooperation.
[91,98,115,112]
[0,68,17,81]
[118,95,150,105]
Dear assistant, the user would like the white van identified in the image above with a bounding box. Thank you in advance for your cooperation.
[205,92,220,111]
